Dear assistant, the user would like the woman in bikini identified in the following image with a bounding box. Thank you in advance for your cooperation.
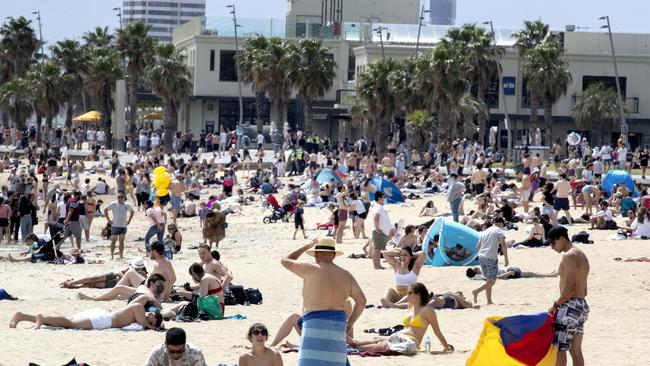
[352,282,453,354]
[125,167,137,204]
[334,190,352,244]
[379,248,425,308]
[82,192,97,242]
[177,263,225,314]
[428,291,479,310]
[242,148,252,177]
[419,201,438,217]
[514,216,546,248]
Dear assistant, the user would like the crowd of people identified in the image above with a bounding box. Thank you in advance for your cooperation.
[5,123,649,366]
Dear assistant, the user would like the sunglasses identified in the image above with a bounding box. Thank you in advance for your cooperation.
[252,330,268,336]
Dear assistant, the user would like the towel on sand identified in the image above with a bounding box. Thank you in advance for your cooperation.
[298,310,349,366]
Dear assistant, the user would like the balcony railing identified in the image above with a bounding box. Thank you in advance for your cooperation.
[571,94,639,114]
[336,89,356,106]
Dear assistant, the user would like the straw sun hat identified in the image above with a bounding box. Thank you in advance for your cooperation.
[306,238,344,257]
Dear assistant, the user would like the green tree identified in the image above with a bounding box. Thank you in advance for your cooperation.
[355,57,401,153]
[0,16,39,78]
[239,36,270,132]
[116,21,157,144]
[405,109,434,151]
[83,51,122,149]
[51,39,89,127]
[513,20,550,132]
[0,78,33,131]
[145,44,192,151]
[572,83,619,145]
[289,38,336,132]
[26,60,72,144]
[261,38,295,132]
[523,37,572,144]
[83,26,113,48]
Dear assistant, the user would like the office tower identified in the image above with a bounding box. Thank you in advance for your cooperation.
[122,0,206,42]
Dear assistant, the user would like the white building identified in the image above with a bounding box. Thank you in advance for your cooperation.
[122,0,206,42]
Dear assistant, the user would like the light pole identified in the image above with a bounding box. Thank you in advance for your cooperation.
[112,7,123,30]
[227,4,244,134]
[415,5,430,56]
[372,26,388,59]
[599,16,628,144]
[31,11,44,61]
[483,20,512,159]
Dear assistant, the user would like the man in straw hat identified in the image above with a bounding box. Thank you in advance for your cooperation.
[282,238,366,366]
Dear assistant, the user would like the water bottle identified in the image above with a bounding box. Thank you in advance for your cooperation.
[424,336,431,353]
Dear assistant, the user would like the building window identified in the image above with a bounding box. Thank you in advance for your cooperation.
[150,27,169,33]
[147,18,179,24]
[520,77,543,109]
[219,50,238,81]
[209,50,215,71]
[180,11,205,17]
[182,3,206,8]
[148,1,179,7]
[148,9,178,16]
[582,76,626,97]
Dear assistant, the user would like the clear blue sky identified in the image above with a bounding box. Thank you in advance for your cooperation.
[1,0,648,47]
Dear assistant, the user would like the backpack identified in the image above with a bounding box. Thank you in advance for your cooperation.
[227,284,246,305]
[571,231,592,244]
[222,287,237,306]
[178,294,199,320]
[197,294,223,320]
[245,288,263,305]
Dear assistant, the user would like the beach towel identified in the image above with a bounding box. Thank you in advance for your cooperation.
[298,310,349,366]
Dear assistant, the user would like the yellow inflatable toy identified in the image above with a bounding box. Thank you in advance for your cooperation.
[153,166,171,197]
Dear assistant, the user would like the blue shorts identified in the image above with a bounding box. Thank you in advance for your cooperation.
[111,227,127,236]
[170,195,182,210]
[554,197,570,211]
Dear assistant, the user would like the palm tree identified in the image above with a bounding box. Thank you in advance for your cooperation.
[572,83,619,145]
[513,20,550,132]
[289,38,336,132]
[457,92,488,141]
[84,49,122,149]
[27,60,71,143]
[83,26,113,48]
[523,37,572,145]
[0,16,39,78]
[116,21,157,144]
[0,78,33,131]
[0,45,12,127]
[355,57,401,153]
[145,44,192,151]
[51,39,89,128]
[260,38,295,132]
[239,36,270,132]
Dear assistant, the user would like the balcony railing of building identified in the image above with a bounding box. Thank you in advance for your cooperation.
[570,94,639,114]
[202,17,518,46]
[336,89,356,106]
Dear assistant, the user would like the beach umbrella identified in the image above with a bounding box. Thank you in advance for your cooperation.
[72,110,101,123]
[142,111,163,120]
[566,132,581,146]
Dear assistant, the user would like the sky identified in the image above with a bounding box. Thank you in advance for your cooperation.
[1,0,649,48]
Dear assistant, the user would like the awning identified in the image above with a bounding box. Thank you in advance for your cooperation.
[72,110,101,122]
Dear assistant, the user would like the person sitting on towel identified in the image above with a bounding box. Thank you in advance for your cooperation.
[350,282,453,355]
[9,302,162,330]
[589,201,616,230]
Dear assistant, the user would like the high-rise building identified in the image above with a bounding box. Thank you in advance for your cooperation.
[428,0,456,25]
[122,0,206,42]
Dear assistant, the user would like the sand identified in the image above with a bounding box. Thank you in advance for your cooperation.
[1,170,649,366]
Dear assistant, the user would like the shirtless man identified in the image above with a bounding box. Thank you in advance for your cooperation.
[518,170,532,213]
[522,153,531,174]
[197,245,233,288]
[553,174,573,224]
[169,176,185,224]
[150,241,177,300]
[9,302,162,330]
[281,238,366,366]
[546,225,590,366]
[471,163,487,195]
[78,273,166,311]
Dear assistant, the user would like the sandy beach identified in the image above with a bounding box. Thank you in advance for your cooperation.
[1,170,649,366]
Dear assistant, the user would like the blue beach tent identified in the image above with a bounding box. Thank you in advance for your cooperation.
[301,168,342,190]
[602,170,639,198]
[423,218,480,266]
[369,177,405,203]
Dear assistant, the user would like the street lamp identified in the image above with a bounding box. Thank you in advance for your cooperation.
[372,26,388,59]
[415,5,430,56]
[31,11,44,61]
[227,4,244,134]
[483,20,512,158]
[599,16,628,144]
[112,7,123,29]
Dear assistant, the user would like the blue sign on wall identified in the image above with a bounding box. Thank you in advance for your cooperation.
[503,76,516,95]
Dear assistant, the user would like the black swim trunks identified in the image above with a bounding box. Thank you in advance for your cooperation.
[105,272,119,288]
[553,298,589,352]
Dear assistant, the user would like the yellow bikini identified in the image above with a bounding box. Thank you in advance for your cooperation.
[402,308,426,329]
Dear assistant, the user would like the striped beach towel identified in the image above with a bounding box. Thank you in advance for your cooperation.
[298,310,349,366]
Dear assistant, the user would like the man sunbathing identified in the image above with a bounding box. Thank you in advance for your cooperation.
[77,273,166,313]
[9,303,162,330]
[615,257,650,262]
[466,266,558,280]
[60,257,148,289]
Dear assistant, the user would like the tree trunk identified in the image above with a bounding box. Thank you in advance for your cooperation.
[274,98,284,133]
[82,89,90,112]
[65,102,73,129]
[544,97,553,147]
[303,97,314,134]
[163,100,177,152]
[477,79,487,145]
[255,91,265,133]
[103,90,113,149]
[128,76,139,145]
[36,115,43,145]
[375,113,389,155]
[530,90,539,144]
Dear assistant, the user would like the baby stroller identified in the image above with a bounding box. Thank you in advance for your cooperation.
[29,222,71,263]
[262,194,295,223]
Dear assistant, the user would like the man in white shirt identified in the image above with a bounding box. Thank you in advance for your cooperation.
[151,133,160,148]
[590,201,614,229]
[86,128,95,146]
[139,132,148,152]
[219,129,227,156]
[370,192,394,269]
[472,217,508,305]
[96,130,105,147]
[256,132,265,149]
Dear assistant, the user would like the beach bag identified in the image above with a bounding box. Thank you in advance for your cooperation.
[197,294,223,320]
[227,284,246,305]
[245,288,263,305]
[571,231,591,244]
[222,287,237,306]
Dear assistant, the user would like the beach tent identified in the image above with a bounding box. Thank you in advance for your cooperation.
[467,313,557,366]
[602,170,639,198]
[369,177,405,203]
[72,110,101,122]
[422,218,479,266]
[301,168,342,190]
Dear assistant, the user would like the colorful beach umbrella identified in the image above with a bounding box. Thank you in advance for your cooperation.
[72,110,101,122]
[467,313,557,366]
[566,132,581,146]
